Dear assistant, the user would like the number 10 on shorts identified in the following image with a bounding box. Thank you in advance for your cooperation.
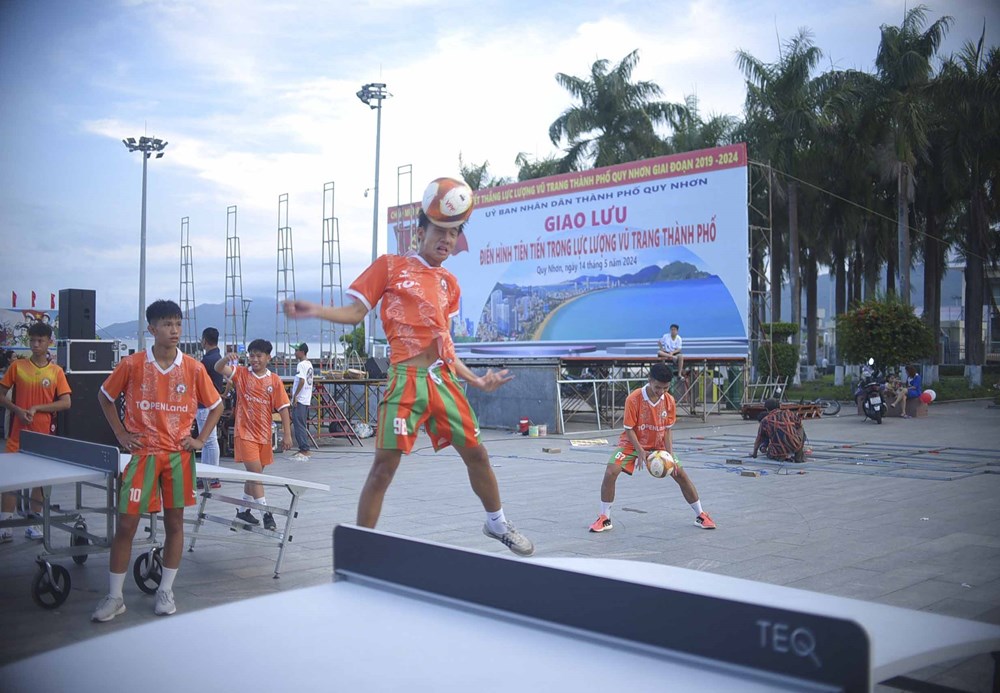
[129,487,142,503]
[393,417,408,436]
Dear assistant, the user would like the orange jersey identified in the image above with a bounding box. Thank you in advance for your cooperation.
[1,358,71,452]
[347,253,460,365]
[101,349,221,455]
[617,386,676,451]
[231,366,289,445]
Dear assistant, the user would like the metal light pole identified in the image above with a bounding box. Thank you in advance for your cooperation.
[122,136,168,350]
[356,83,389,357]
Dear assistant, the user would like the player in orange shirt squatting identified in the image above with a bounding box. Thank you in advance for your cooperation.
[588,363,716,533]
[92,300,222,622]
[0,322,72,543]
[214,339,292,531]
[284,177,533,556]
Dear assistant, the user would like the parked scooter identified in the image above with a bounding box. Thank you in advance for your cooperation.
[856,358,886,424]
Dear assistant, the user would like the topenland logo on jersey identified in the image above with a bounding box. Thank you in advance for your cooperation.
[138,400,188,412]
[243,392,270,406]
[175,383,186,394]
[637,423,666,431]
[41,378,51,388]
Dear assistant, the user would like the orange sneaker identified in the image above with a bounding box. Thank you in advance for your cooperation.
[589,514,613,533]
[694,512,716,529]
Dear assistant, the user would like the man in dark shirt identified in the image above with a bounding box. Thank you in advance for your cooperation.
[752,398,806,463]
[197,328,225,486]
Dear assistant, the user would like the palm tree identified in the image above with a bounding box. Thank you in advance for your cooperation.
[736,29,823,360]
[937,31,1000,372]
[548,49,686,172]
[874,5,953,306]
[668,94,740,153]
[458,155,511,190]
[513,152,562,181]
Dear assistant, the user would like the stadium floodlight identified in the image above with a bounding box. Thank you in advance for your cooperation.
[356,83,389,356]
[122,136,168,350]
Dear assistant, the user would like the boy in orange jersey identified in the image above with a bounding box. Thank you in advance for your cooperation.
[588,363,715,533]
[92,300,222,622]
[284,177,533,557]
[0,322,72,542]
[215,338,291,531]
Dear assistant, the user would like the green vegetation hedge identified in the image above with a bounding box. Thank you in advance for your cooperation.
[837,297,935,372]
[757,342,799,378]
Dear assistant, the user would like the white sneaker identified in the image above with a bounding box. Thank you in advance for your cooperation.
[291,452,310,462]
[154,589,176,616]
[482,521,535,557]
[92,594,126,622]
[25,525,43,540]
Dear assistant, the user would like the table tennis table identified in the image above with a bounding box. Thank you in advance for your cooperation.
[0,433,328,608]
[2,525,997,692]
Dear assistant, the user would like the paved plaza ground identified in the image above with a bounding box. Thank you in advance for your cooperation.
[1,399,998,690]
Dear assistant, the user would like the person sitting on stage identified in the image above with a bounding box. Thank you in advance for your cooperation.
[215,339,292,531]
[92,300,222,621]
[752,398,806,463]
[657,323,684,375]
[0,322,72,543]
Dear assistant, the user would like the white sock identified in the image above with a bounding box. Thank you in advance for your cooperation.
[486,508,507,534]
[159,567,178,592]
[690,500,703,515]
[600,502,612,518]
[257,496,267,507]
[109,571,127,599]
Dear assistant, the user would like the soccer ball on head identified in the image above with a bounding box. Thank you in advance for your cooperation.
[421,177,474,228]
[646,450,676,479]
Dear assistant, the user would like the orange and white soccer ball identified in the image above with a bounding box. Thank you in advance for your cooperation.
[421,177,474,228]
[646,450,676,478]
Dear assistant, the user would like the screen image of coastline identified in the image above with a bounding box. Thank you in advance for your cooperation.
[388,144,749,354]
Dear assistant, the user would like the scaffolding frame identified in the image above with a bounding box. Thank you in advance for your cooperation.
[179,216,198,354]
[748,161,775,378]
[320,182,346,371]
[223,206,245,353]
[275,193,298,371]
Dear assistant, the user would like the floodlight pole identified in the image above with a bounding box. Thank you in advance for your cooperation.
[357,83,388,358]
[123,136,168,350]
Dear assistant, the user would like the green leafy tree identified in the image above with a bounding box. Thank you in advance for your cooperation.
[458,155,511,190]
[340,324,367,360]
[756,322,799,379]
[514,152,563,181]
[836,296,935,372]
[548,49,686,172]
[874,5,953,306]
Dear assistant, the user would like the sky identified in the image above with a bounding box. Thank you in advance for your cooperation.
[1,0,997,332]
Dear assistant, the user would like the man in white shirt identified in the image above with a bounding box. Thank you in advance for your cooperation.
[657,323,683,375]
[290,343,314,461]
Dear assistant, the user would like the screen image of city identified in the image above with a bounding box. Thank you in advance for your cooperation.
[457,260,745,343]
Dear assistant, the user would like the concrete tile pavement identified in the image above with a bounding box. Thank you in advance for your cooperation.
[1,399,998,689]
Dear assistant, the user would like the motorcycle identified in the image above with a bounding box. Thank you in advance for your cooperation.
[856,358,886,424]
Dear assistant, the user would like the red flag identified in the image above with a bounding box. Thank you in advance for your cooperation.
[50,293,56,309]
[31,290,37,307]
[11,291,15,307]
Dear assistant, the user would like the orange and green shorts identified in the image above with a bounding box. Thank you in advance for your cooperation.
[608,446,683,476]
[119,451,197,514]
[235,438,274,467]
[376,363,481,453]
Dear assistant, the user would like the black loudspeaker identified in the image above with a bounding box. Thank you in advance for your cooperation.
[365,357,390,380]
[57,340,115,373]
[57,372,122,448]
[59,289,96,340]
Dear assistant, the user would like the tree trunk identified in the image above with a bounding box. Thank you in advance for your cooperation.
[897,161,912,305]
[835,252,847,365]
[788,182,801,350]
[805,252,818,366]
[922,202,941,363]
[965,188,987,366]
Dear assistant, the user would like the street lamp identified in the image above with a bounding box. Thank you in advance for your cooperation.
[242,298,253,351]
[122,136,168,350]
[356,82,389,357]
